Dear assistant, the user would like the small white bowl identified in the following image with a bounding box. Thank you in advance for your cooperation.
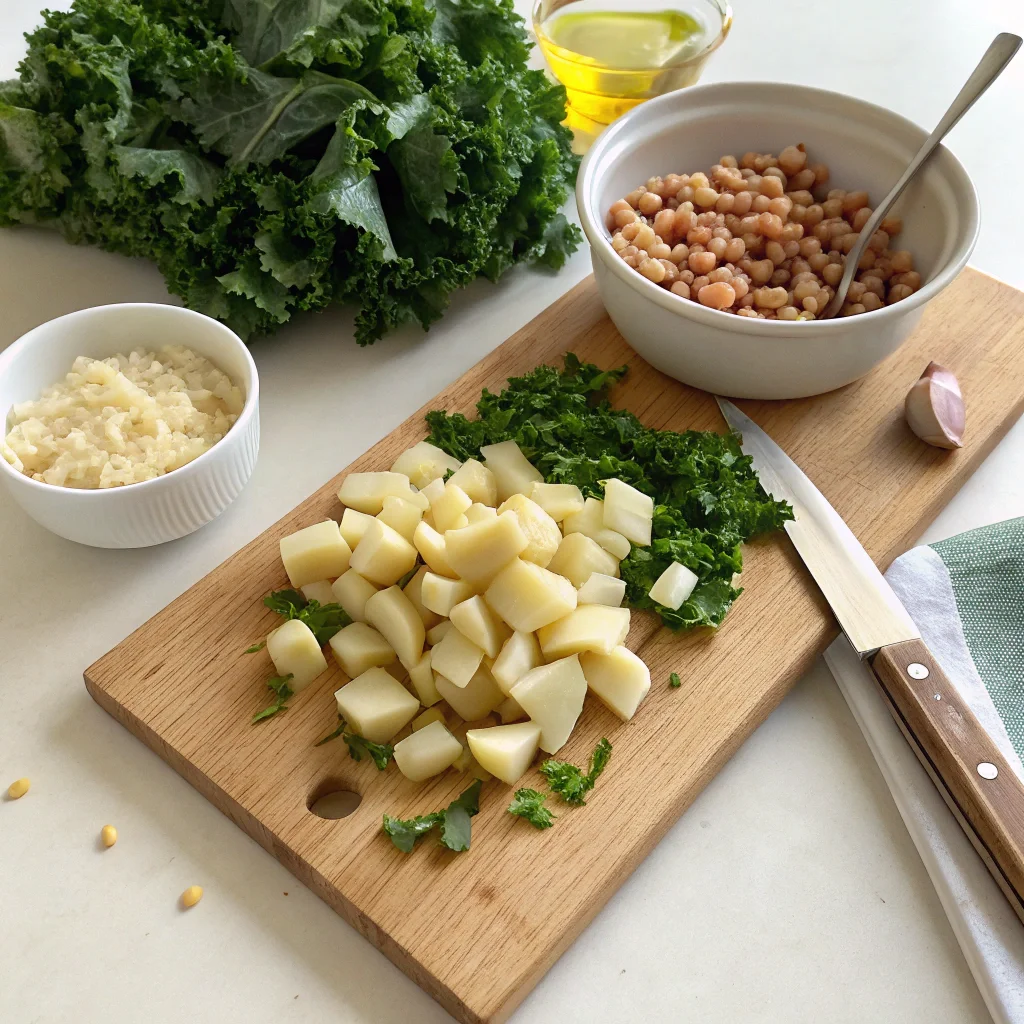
[577,82,980,399]
[0,303,260,548]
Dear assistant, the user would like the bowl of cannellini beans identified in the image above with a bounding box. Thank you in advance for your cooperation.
[577,81,979,399]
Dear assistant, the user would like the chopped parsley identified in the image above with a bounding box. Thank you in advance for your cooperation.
[316,716,393,770]
[383,779,483,854]
[540,738,613,806]
[508,788,555,829]
[244,641,266,654]
[251,674,294,724]
[425,355,793,630]
[669,672,682,688]
[263,589,351,645]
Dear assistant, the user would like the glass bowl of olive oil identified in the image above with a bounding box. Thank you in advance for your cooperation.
[533,0,732,136]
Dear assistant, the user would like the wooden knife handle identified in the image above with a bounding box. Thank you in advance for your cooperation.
[871,638,1024,918]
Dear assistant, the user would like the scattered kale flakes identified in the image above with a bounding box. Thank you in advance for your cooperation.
[263,588,350,644]
[540,737,612,806]
[383,779,482,853]
[508,788,554,829]
[252,673,294,723]
[426,355,794,630]
[0,0,579,344]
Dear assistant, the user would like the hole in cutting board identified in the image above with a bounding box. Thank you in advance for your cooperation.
[308,778,361,819]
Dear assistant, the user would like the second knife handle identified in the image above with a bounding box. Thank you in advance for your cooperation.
[871,638,1024,920]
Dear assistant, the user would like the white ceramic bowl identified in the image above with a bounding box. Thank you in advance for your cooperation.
[0,303,260,548]
[577,82,980,399]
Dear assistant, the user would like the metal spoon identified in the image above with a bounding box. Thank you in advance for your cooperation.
[819,32,1021,320]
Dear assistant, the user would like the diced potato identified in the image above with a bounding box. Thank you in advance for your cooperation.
[448,459,498,506]
[602,478,653,546]
[497,695,527,724]
[436,666,505,721]
[393,720,463,781]
[431,481,472,533]
[267,619,329,692]
[510,656,587,754]
[490,630,544,696]
[300,580,336,607]
[547,532,620,588]
[279,520,352,588]
[577,572,626,606]
[334,667,420,743]
[580,647,651,722]
[349,519,418,586]
[562,497,631,559]
[449,595,511,658]
[420,476,446,505]
[466,721,541,785]
[412,706,446,731]
[402,566,442,629]
[537,605,631,659]
[339,508,376,549]
[421,572,475,617]
[377,495,423,543]
[364,586,425,666]
[484,558,578,632]
[465,502,498,525]
[497,493,561,568]
[529,482,585,522]
[480,440,543,502]
[390,441,461,489]
[328,622,396,677]
[338,471,428,514]
[429,625,484,688]
[444,511,528,587]
[649,561,699,610]
[331,568,378,623]
[405,652,443,707]
[413,520,456,577]
[426,620,452,646]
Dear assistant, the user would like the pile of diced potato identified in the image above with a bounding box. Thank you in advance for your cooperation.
[265,439,699,787]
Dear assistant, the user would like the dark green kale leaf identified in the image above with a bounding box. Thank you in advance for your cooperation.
[1,0,579,343]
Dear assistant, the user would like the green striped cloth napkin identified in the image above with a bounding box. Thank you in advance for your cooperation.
[825,516,1024,1024]
[929,519,1024,764]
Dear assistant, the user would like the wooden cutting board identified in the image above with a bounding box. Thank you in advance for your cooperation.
[85,267,1024,1024]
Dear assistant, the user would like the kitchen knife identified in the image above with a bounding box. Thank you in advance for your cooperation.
[717,397,1024,921]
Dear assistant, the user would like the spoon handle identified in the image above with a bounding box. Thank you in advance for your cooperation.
[820,32,1022,319]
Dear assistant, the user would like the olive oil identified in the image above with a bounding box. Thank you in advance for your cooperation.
[535,1,729,134]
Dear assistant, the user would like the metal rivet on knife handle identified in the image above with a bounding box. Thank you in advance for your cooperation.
[978,763,999,780]
[907,663,930,679]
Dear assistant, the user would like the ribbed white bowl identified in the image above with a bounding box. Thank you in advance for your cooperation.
[0,303,259,548]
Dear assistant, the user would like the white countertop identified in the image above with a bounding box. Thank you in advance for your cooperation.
[3,1,1024,1021]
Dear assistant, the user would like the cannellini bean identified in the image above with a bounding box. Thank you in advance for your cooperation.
[753,286,788,309]
[607,149,914,321]
[890,249,914,272]
[181,885,204,909]
[639,257,667,283]
[698,281,737,309]
[7,778,30,799]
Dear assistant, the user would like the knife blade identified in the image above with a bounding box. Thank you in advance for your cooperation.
[716,396,1024,921]
[715,398,918,655]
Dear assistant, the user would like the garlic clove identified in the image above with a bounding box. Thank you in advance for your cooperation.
[905,361,965,449]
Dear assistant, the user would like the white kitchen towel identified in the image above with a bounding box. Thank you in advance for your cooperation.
[824,528,1024,1024]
